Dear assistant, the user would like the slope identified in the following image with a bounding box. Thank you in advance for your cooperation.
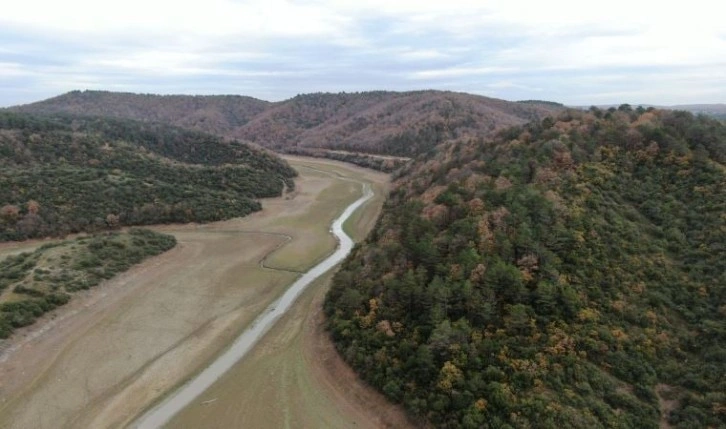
[10,90,561,157]
[235,91,559,157]
[324,107,726,428]
[11,90,270,136]
[0,112,297,241]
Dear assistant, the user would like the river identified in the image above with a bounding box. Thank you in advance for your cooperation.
[132,183,373,428]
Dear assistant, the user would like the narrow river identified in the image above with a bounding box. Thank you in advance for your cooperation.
[133,183,373,429]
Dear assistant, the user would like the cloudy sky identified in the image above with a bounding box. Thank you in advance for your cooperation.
[2,0,725,107]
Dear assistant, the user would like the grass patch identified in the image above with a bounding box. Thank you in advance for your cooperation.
[0,229,176,338]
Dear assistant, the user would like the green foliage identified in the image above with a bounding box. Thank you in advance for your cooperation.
[0,112,297,241]
[325,109,726,428]
[0,229,176,338]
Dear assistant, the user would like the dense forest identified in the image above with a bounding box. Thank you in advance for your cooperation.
[325,107,726,428]
[0,112,297,241]
[0,229,176,338]
[12,90,560,157]
[11,90,270,136]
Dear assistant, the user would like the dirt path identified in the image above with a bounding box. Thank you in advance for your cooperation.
[656,384,678,429]
[0,158,391,429]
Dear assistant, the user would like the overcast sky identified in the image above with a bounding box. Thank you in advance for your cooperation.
[2,0,725,107]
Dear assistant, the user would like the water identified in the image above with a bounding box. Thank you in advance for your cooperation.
[133,184,373,428]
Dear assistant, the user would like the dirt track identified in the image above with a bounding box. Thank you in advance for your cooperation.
[0,158,409,429]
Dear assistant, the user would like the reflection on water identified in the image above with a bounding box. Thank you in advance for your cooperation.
[133,184,373,429]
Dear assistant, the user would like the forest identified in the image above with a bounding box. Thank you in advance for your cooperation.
[13,90,561,157]
[0,112,297,241]
[325,107,726,428]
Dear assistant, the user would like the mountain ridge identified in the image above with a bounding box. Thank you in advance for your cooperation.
[0,112,296,241]
[9,90,562,156]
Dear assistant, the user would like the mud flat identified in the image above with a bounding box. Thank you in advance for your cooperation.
[0,158,389,429]
[165,158,414,429]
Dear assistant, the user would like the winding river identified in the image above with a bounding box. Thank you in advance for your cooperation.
[133,183,373,428]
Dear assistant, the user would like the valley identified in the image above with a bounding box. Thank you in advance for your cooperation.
[3,1,725,425]
[0,157,391,428]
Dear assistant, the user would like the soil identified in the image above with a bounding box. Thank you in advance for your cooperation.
[0,157,407,429]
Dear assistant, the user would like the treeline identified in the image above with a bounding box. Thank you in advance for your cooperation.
[0,112,297,241]
[282,147,408,173]
[325,107,726,428]
[15,90,561,157]
[0,229,176,338]
[11,89,271,136]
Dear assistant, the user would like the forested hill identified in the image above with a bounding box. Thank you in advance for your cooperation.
[0,112,296,241]
[11,90,561,157]
[233,92,559,156]
[10,90,270,136]
[325,107,726,428]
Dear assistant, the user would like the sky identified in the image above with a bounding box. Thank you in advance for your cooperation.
[2,0,725,107]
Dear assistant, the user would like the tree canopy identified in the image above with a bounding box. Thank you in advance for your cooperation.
[325,108,726,428]
[0,112,297,241]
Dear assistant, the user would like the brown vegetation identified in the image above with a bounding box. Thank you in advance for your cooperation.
[12,90,561,157]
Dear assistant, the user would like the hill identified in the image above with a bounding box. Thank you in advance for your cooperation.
[233,91,559,156]
[11,90,561,157]
[0,112,296,241]
[671,104,726,120]
[324,106,726,428]
[11,90,270,136]
[575,104,726,121]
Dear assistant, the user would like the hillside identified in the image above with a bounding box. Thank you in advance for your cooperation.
[325,107,726,428]
[0,112,296,241]
[233,91,558,156]
[11,90,270,136]
[11,90,561,157]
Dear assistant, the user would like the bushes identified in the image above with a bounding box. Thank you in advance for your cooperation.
[0,229,176,338]
[0,293,70,338]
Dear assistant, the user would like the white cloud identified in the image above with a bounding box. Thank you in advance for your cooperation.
[397,49,450,61]
[1,0,348,38]
[409,66,517,80]
[0,62,27,77]
[1,0,726,105]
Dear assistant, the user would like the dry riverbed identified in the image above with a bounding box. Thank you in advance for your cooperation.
[0,157,409,429]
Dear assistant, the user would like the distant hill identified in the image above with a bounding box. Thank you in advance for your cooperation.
[0,112,296,241]
[233,91,559,156]
[671,104,726,120]
[573,103,726,120]
[325,107,726,428]
[11,90,270,136]
[11,90,562,157]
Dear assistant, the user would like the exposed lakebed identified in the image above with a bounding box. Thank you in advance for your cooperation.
[133,183,373,428]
